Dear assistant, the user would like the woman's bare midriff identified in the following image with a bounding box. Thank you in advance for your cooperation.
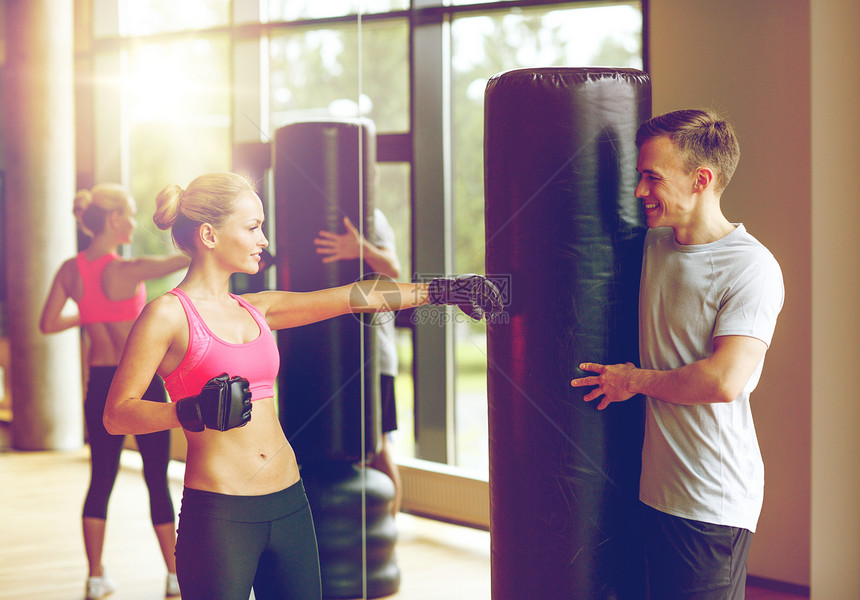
[182,397,301,496]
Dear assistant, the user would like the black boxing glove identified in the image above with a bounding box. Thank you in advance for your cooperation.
[427,274,504,321]
[258,248,275,271]
[176,373,252,432]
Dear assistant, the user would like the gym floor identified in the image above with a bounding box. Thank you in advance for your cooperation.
[0,425,807,599]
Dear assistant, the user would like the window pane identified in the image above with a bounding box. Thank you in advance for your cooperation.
[391,328,415,459]
[375,163,412,278]
[269,20,409,134]
[360,20,411,133]
[450,1,643,472]
[453,319,490,474]
[126,39,231,125]
[267,0,408,21]
[119,0,230,36]
[120,37,232,298]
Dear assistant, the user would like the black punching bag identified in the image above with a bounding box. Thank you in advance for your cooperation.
[274,119,380,464]
[484,68,650,600]
[302,464,400,599]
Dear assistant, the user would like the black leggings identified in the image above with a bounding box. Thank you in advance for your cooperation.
[175,481,322,600]
[82,366,174,525]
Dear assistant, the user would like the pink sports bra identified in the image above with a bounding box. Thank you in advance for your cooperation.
[163,288,279,402]
[76,252,146,325]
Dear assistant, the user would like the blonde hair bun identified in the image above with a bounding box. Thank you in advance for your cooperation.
[153,183,184,231]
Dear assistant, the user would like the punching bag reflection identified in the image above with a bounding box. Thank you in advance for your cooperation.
[274,119,399,598]
[274,119,379,462]
[484,68,650,600]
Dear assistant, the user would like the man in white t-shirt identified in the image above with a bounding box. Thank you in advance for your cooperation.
[571,108,784,599]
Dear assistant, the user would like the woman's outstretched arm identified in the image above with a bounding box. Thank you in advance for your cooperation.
[248,275,503,331]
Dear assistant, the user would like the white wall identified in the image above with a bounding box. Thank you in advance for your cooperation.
[809,1,860,598]
[648,0,813,588]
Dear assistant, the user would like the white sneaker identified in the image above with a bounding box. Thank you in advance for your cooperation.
[166,572,180,597]
[85,570,116,599]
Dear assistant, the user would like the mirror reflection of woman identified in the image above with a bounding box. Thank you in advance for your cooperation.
[39,184,190,599]
[104,172,502,599]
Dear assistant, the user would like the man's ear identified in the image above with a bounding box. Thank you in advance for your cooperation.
[693,166,715,192]
[199,223,217,249]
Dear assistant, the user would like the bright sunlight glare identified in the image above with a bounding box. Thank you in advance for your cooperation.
[122,43,230,126]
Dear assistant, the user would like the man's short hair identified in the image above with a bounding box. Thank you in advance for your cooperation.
[636,108,740,194]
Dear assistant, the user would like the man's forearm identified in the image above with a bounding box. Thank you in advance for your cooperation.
[629,361,735,406]
[361,242,401,279]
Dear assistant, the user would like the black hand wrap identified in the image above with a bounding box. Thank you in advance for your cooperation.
[427,274,504,321]
[259,248,275,271]
[176,373,253,432]
[176,394,205,432]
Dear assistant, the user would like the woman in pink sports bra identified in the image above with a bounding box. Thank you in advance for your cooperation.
[102,171,503,600]
[40,184,189,599]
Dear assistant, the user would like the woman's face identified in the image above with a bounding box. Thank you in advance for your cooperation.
[214,191,269,274]
[113,199,138,244]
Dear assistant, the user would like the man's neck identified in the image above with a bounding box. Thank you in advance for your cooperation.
[673,206,735,246]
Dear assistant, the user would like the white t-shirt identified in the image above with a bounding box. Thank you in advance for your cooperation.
[370,209,398,377]
[638,225,784,532]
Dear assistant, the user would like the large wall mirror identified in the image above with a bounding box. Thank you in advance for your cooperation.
[78,0,642,596]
